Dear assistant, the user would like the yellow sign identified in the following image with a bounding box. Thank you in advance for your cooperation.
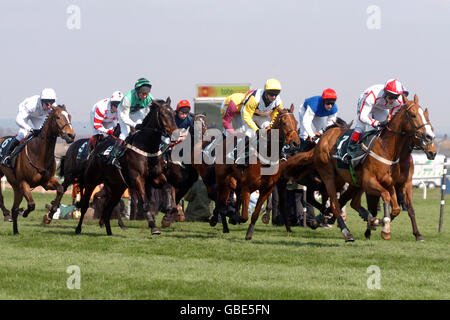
[197,84,250,98]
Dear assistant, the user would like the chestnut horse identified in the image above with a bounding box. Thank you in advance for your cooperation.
[75,98,179,236]
[364,102,436,240]
[213,105,301,237]
[310,93,435,242]
[0,105,75,234]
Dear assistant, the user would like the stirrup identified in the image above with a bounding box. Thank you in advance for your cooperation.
[1,156,12,167]
[109,157,121,169]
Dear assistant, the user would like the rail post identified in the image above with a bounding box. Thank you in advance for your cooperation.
[439,158,447,232]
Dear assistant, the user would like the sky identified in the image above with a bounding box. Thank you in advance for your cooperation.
[1,0,450,134]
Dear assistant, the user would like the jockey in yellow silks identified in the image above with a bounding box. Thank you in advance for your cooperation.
[221,90,254,137]
[241,78,283,139]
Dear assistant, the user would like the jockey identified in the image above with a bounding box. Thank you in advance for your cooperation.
[299,88,338,152]
[343,79,405,164]
[241,78,283,138]
[221,91,253,137]
[107,78,153,168]
[175,99,194,130]
[89,91,123,147]
[160,99,193,154]
[232,79,283,163]
[1,88,56,167]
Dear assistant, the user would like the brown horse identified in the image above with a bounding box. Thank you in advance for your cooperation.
[75,98,179,236]
[0,105,75,234]
[308,93,435,242]
[364,101,436,240]
[213,105,301,237]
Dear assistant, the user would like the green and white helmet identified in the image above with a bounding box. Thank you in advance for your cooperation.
[135,78,152,91]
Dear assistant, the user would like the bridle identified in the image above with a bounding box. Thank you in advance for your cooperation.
[384,103,434,147]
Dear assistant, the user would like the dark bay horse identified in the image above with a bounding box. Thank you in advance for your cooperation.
[213,105,301,238]
[75,98,179,236]
[158,113,209,228]
[306,93,435,242]
[43,124,126,228]
[0,105,75,234]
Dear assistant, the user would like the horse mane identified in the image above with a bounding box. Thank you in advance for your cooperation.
[323,117,351,133]
[38,104,66,130]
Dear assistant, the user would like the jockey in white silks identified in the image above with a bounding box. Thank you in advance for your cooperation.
[1,88,57,167]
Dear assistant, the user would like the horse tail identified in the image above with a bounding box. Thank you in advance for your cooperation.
[58,156,66,178]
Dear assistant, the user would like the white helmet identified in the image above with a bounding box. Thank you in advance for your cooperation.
[111,91,123,103]
[40,88,57,101]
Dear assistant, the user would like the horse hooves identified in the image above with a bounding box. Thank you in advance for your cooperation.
[381,231,391,240]
[209,216,218,227]
[4,215,12,222]
[120,226,128,230]
[364,229,371,239]
[161,218,172,229]
[151,228,161,235]
[75,228,81,235]
[261,214,270,224]
[245,234,252,240]
[344,234,355,242]
[42,215,52,225]
[416,235,425,242]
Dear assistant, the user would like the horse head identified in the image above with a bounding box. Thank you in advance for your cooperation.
[144,97,178,138]
[49,105,76,143]
[193,113,208,135]
[272,104,300,150]
[400,94,436,159]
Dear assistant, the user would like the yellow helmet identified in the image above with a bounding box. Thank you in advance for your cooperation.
[264,78,282,92]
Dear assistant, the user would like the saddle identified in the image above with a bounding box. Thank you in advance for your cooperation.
[0,136,32,168]
[333,129,380,170]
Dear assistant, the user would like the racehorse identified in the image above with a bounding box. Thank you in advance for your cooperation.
[0,105,75,234]
[158,113,209,228]
[75,98,180,236]
[308,93,435,242]
[43,124,126,229]
[364,98,436,240]
[213,105,301,237]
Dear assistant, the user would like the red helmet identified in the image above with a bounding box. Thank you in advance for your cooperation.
[176,99,191,111]
[384,79,404,95]
[322,88,337,100]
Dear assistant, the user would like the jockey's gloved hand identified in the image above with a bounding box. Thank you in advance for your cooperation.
[135,123,143,131]
[379,120,389,128]
[31,128,41,136]
[106,129,114,135]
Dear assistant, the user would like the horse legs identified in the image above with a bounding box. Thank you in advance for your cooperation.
[41,176,65,224]
[401,184,424,241]
[75,184,97,234]
[261,193,272,224]
[0,172,12,221]
[318,168,354,242]
[20,181,35,218]
[11,187,24,235]
[276,178,292,233]
[99,187,124,236]
[245,186,274,240]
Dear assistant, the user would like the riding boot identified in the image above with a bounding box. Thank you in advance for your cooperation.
[1,138,20,168]
[107,139,124,169]
[342,131,361,164]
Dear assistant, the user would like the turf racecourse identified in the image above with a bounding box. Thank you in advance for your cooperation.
[0,188,449,300]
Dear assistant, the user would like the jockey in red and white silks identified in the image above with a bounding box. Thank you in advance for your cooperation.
[344,79,405,163]
[354,81,404,136]
[90,91,123,137]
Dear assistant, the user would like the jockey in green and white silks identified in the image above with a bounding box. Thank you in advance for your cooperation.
[107,78,153,168]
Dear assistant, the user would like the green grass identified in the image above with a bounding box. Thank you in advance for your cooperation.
[0,187,449,300]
